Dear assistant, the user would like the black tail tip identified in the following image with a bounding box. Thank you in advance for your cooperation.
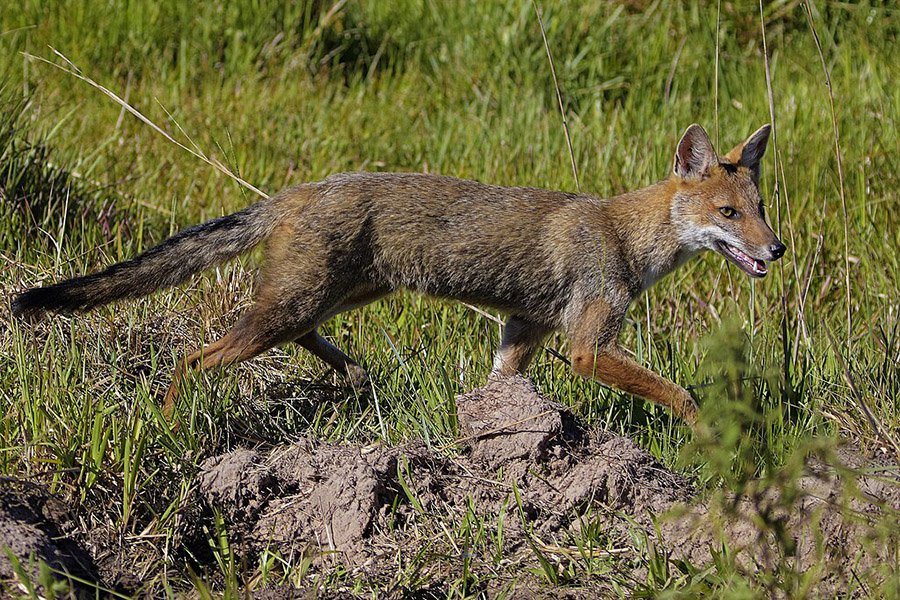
[11,288,53,323]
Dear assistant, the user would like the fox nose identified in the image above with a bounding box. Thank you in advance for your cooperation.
[769,240,786,260]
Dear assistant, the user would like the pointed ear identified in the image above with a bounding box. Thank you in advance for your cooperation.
[673,124,718,180]
[724,124,771,179]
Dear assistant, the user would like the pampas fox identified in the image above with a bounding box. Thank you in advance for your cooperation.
[12,123,785,424]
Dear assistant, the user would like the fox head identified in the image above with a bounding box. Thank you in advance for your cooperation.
[670,123,786,278]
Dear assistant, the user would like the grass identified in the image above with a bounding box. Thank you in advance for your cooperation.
[0,0,898,596]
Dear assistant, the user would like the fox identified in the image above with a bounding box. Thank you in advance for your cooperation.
[11,123,785,425]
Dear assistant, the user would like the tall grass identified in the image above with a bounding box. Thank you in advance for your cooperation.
[1,0,897,595]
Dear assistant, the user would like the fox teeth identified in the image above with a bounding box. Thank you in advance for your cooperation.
[726,243,767,275]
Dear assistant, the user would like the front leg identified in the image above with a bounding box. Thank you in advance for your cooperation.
[568,300,698,425]
[492,316,551,376]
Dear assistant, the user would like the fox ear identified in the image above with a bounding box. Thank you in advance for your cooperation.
[673,124,717,180]
[725,124,771,179]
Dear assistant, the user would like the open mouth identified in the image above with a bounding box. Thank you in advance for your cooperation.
[715,241,768,278]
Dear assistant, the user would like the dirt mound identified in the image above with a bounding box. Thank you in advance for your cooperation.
[2,376,896,595]
[197,375,899,594]
[0,479,103,594]
[200,440,406,560]
[456,376,693,529]
[197,376,694,569]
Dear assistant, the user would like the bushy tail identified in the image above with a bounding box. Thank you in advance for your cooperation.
[12,200,279,321]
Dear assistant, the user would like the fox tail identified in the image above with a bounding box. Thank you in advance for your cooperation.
[12,199,279,321]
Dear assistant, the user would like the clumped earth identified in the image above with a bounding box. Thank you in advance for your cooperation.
[197,377,693,577]
[0,480,100,587]
[1,376,898,596]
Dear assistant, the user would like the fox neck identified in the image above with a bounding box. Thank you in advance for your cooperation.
[606,179,705,293]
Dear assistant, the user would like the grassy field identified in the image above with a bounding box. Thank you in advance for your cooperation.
[1,0,898,596]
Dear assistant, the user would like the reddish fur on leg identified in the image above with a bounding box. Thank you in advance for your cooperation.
[572,347,697,424]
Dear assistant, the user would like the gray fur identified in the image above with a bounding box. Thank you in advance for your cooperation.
[11,199,277,320]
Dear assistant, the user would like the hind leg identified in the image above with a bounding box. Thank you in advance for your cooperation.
[296,330,369,388]
[161,205,387,418]
[163,298,330,418]
[292,287,390,387]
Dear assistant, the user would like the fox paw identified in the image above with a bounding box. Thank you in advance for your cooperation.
[345,365,370,391]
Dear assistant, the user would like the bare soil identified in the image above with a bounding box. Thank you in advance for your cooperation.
[194,376,899,594]
[1,375,898,596]
[0,479,104,594]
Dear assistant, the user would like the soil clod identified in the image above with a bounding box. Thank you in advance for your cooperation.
[0,479,103,594]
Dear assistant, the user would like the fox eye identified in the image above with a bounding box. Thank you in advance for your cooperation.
[719,206,738,219]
